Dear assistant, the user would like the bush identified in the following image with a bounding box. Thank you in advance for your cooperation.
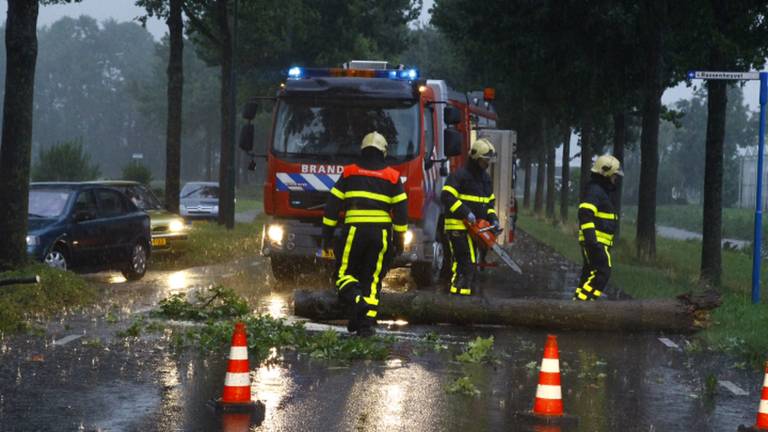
[32,139,101,181]
[121,161,153,185]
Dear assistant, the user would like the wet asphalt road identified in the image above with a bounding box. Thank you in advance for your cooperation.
[0,231,763,431]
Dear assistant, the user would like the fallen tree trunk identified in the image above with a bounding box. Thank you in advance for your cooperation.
[293,290,721,333]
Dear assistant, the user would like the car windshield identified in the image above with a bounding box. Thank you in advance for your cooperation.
[181,184,219,199]
[28,190,72,218]
[272,98,419,162]
[120,185,162,210]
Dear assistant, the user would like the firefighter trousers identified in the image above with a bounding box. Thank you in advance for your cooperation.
[334,225,392,331]
[573,243,612,301]
[447,230,477,296]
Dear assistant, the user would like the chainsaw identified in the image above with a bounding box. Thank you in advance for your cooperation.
[465,219,523,274]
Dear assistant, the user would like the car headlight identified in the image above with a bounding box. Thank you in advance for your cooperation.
[404,230,414,246]
[267,224,284,243]
[169,219,185,233]
[26,235,39,246]
[213,205,219,213]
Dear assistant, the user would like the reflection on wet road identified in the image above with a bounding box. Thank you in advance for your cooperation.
[0,233,761,431]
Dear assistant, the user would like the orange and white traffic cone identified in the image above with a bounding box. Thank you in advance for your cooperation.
[516,335,577,427]
[738,362,768,432]
[211,322,261,413]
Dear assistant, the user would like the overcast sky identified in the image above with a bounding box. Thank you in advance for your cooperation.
[0,0,760,108]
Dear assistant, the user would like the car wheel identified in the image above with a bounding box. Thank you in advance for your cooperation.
[122,241,148,281]
[43,245,68,270]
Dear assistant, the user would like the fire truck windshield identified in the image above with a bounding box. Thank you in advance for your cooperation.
[272,98,419,162]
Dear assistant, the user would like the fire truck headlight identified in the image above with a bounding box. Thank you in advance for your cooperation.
[404,230,414,246]
[267,224,284,243]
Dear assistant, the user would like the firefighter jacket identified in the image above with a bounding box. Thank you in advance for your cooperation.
[578,173,618,247]
[322,155,408,239]
[441,160,498,231]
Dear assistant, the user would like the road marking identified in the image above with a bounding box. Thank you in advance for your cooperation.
[719,380,749,396]
[658,337,680,349]
[53,334,82,346]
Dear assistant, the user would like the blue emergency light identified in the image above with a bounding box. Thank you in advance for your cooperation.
[286,66,419,81]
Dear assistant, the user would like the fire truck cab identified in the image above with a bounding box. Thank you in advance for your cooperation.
[239,61,509,287]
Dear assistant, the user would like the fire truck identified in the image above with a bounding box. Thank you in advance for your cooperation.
[239,60,516,287]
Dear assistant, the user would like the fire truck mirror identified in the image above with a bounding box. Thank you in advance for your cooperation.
[239,123,255,152]
[444,128,463,157]
[242,101,259,120]
[444,106,462,125]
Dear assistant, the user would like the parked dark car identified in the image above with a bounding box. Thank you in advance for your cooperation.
[26,183,151,280]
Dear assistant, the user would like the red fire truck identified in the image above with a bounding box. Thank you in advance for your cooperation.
[239,60,513,287]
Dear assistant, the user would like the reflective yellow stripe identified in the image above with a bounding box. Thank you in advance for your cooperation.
[580,222,595,230]
[330,187,345,199]
[393,224,407,233]
[344,216,393,224]
[458,194,492,203]
[467,233,476,264]
[366,310,378,318]
[339,277,358,290]
[444,218,467,231]
[364,229,388,308]
[487,208,497,215]
[391,193,407,203]
[605,246,612,267]
[489,194,496,201]
[336,226,356,289]
[459,288,471,295]
[449,200,463,212]
[596,211,617,220]
[579,230,614,246]
[443,185,459,197]
[579,202,598,214]
[345,190,395,203]
[323,217,338,227]
[346,209,390,217]
[448,240,458,292]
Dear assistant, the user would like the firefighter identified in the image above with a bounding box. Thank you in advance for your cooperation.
[321,131,408,336]
[573,154,623,301]
[441,138,499,296]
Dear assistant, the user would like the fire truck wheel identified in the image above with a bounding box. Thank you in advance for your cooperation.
[410,240,445,289]
[271,256,299,283]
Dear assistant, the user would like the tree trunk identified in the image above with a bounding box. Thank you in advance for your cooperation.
[206,130,213,181]
[579,116,593,200]
[216,0,235,228]
[700,80,727,286]
[612,112,626,239]
[545,140,556,219]
[534,148,545,214]
[164,0,183,214]
[523,156,532,208]
[560,126,571,221]
[0,0,39,271]
[635,0,667,260]
[294,289,721,333]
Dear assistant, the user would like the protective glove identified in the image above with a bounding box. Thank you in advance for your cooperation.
[466,212,477,225]
[491,220,503,235]
[393,233,405,256]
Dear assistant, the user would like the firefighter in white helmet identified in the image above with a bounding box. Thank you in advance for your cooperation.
[440,138,499,296]
[321,131,408,336]
[574,154,623,301]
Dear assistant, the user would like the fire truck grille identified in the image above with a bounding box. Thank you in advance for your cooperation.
[289,191,329,210]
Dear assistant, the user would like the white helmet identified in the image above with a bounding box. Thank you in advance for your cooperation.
[470,138,496,161]
[591,154,623,177]
[361,131,388,156]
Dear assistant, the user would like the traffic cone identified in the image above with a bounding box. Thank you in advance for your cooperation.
[738,362,768,431]
[516,335,577,427]
[211,322,260,412]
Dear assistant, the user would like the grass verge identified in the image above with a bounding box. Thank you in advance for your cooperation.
[622,204,760,241]
[0,264,96,332]
[235,198,262,213]
[519,210,768,366]
[151,219,264,270]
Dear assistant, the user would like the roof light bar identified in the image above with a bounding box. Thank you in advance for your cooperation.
[286,66,419,81]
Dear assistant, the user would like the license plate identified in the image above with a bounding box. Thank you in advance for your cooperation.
[152,238,167,247]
